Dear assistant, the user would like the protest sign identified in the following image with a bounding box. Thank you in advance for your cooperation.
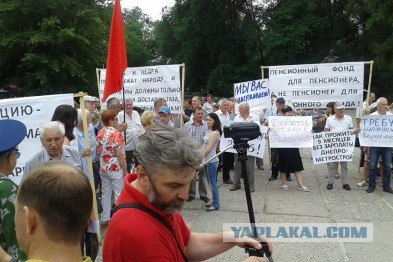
[219,126,268,157]
[269,62,364,108]
[233,79,270,115]
[99,64,182,113]
[312,131,355,164]
[359,115,393,147]
[268,116,313,148]
[0,94,74,185]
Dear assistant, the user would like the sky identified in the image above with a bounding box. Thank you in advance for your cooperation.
[121,0,175,21]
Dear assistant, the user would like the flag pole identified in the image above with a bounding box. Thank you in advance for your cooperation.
[122,72,127,160]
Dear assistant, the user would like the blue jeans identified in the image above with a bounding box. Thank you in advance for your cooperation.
[368,147,392,190]
[206,161,220,209]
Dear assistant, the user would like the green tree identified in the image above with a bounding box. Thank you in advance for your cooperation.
[155,0,265,96]
[122,7,156,67]
[0,0,110,95]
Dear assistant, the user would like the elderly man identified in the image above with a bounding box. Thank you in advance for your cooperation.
[214,98,234,184]
[324,102,354,191]
[84,95,98,114]
[118,98,142,171]
[229,102,259,193]
[23,121,90,180]
[0,119,27,260]
[365,97,393,193]
[184,106,209,203]
[103,125,272,261]
[13,161,93,261]
[96,97,127,132]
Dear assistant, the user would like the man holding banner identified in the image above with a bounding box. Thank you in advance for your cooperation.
[365,98,393,194]
[324,102,354,191]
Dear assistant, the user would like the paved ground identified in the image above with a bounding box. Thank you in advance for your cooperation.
[97,110,393,262]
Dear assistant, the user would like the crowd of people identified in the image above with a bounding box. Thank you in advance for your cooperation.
[1,90,392,261]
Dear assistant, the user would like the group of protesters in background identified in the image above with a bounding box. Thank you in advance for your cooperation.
[1,89,393,261]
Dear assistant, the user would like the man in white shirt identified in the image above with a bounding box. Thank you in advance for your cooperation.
[366,97,393,193]
[118,98,142,171]
[229,102,259,193]
[324,102,354,191]
[202,94,214,114]
[214,98,234,184]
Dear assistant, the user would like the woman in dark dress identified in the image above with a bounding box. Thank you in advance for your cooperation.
[278,106,309,192]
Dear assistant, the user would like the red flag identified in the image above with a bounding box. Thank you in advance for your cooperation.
[103,0,127,102]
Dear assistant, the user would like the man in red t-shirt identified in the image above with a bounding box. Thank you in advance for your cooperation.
[103,125,272,262]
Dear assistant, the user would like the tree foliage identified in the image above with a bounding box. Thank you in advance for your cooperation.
[0,0,111,95]
[155,0,393,98]
[0,0,156,96]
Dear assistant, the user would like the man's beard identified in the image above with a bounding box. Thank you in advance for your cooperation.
[147,181,185,214]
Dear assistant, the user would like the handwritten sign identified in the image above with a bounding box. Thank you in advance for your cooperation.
[312,131,355,164]
[268,116,313,148]
[219,126,268,157]
[359,115,393,147]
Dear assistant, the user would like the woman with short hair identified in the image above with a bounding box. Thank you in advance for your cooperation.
[96,109,127,228]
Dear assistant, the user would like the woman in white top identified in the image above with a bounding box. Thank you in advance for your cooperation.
[203,113,222,211]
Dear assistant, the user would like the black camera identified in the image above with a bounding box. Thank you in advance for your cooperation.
[223,122,261,143]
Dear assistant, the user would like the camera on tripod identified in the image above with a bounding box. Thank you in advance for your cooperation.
[223,122,261,144]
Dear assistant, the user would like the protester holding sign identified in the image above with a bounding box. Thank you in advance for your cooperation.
[264,97,291,182]
[324,102,354,191]
[278,106,309,192]
[320,102,338,178]
[309,107,325,133]
[365,98,393,194]
[355,93,375,187]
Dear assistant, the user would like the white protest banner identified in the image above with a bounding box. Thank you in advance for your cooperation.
[0,94,74,185]
[219,126,268,157]
[359,115,393,147]
[268,116,313,148]
[99,64,182,113]
[234,79,270,115]
[312,131,355,164]
[269,62,364,108]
